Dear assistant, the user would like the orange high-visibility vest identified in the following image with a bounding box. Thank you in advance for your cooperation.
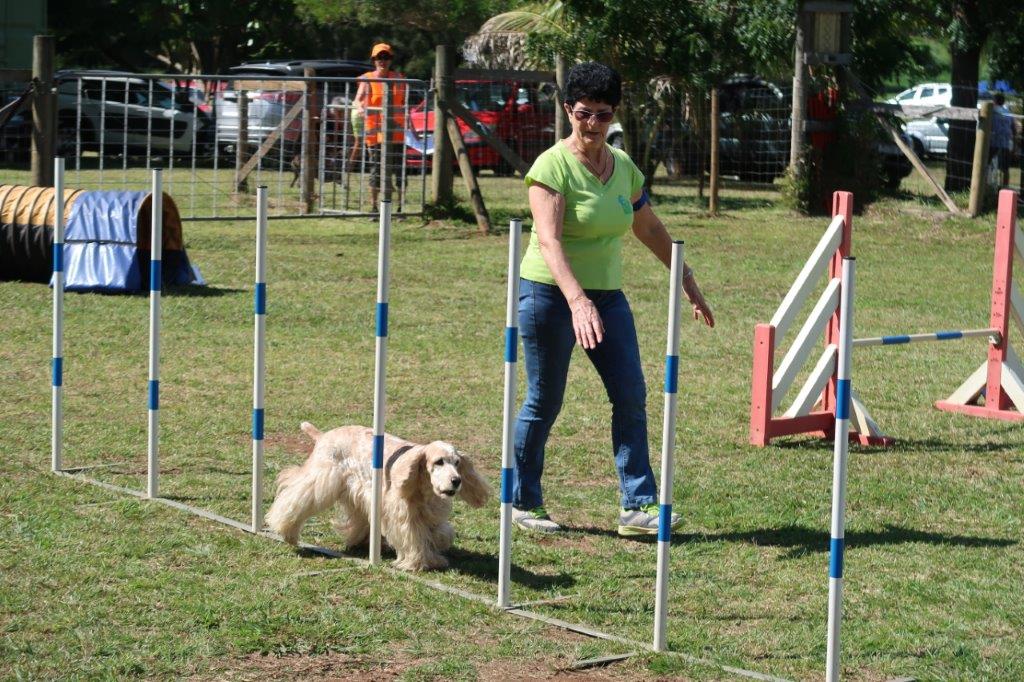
[360,70,406,146]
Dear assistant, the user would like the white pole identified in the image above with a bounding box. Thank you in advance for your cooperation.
[497,219,522,608]
[653,240,684,652]
[147,169,163,499]
[370,198,392,564]
[826,257,855,682]
[51,157,65,473]
[251,186,268,532]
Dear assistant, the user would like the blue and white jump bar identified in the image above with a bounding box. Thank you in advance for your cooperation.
[370,198,392,565]
[826,257,855,682]
[497,219,521,608]
[251,187,268,532]
[653,240,684,652]
[147,169,163,499]
[51,157,65,473]
[853,328,1000,347]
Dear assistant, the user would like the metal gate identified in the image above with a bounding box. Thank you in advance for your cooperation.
[52,72,429,220]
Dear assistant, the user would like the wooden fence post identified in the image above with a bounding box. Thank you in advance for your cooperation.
[968,101,993,217]
[31,35,55,187]
[446,116,490,234]
[554,55,568,141]
[432,45,454,206]
[235,90,249,193]
[302,66,319,213]
[709,87,720,215]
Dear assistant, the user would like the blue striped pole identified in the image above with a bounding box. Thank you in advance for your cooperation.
[826,257,855,681]
[653,240,684,652]
[147,169,163,499]
[853,328,999,347]
[497,219,522,608]
[251,186,268,532]
[370,198,392,564]
[51,157,65,473]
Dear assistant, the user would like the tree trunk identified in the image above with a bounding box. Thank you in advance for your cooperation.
[944,43,981,192]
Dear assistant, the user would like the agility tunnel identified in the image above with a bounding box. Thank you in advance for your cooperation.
[0,184,203,291]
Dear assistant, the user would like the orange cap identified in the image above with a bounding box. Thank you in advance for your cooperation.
[371,43,393,58]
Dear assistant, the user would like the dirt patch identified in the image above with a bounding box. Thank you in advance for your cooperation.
[194,648,655,681]
[263,431,315,460]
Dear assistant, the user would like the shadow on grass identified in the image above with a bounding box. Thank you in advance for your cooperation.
[772,435,1023,456]
[687,523,1016,559]
[164,284,244,297]
[649,191,776,212]
[445,546,576,591]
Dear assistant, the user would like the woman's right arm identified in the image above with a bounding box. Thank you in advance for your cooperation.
[528,182,604,349]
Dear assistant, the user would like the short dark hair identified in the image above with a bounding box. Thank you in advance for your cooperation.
[564,62,622,107]
[993,92,1005,105]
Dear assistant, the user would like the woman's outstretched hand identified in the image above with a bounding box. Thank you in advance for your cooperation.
[684,275,715,327]
[568,294,604,349]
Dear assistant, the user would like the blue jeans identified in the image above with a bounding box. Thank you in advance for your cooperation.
[513,279,657,510]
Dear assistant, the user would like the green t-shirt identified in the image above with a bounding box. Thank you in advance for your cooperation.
[522,142,645,290]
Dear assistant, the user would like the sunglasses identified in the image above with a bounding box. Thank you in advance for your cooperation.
[374,54,392,60]
[569,107,615,123]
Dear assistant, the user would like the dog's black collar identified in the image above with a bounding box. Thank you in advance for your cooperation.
[383,443,416,487]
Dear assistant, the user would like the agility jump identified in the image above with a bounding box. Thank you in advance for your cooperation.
[750,189,1023,447]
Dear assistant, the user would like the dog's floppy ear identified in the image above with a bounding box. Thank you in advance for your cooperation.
[455,452,491,507]
[390,445,427,497]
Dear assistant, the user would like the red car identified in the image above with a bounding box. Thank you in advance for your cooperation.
[405,80,556,174]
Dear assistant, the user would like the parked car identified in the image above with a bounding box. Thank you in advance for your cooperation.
[0,93,32,162]
[214,60,370,155]
[903,116,948,157]
[405,79,558,174]
[55,70,211,156]
[887,83,953,109]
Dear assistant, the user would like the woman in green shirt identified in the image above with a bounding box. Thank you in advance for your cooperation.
[512,62,714,536]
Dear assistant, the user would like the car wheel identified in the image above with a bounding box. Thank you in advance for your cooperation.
[911,138,925,159]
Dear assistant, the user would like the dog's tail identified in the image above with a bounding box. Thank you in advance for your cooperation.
[300,421,322,442]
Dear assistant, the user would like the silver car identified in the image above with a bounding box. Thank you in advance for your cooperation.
[56,71,206,155]
[214,60,370,154]
[904,117,948,157]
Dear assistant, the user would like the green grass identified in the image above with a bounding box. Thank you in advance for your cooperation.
[1,169,1022,681]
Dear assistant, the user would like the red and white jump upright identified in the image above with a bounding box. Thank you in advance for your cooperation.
[936,189,1024,421]
[750,191,889,447]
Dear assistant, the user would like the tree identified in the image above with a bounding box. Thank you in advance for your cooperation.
[50,0,357,75]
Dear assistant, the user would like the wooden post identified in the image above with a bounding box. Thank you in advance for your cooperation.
[790,7,806,171]
[31,35,55,187]
[302,66,319,213]
[447,116,490,234]
[432,45,455,206]
[235,90,249,193]
[968,101,993,217]
[709,87,720,215]
[554,54,568,141]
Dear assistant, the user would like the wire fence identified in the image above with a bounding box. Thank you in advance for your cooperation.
[2,73,1022,218]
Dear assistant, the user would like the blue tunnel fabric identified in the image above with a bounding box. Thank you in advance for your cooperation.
[57,190,202,292]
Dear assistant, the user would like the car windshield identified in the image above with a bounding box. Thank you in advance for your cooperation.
[457,83,511,112]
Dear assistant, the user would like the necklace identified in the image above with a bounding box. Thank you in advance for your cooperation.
[571,140,608,179]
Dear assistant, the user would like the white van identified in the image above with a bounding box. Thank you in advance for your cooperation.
[888,83,952,108]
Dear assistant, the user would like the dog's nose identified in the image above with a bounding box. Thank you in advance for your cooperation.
[451,476,461,488]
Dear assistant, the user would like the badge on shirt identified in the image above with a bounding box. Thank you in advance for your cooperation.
[617,196,632,215]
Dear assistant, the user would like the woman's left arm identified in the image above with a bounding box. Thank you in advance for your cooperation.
[631,196,715,327]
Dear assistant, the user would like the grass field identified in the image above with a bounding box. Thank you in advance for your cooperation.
[1,169,1022,681]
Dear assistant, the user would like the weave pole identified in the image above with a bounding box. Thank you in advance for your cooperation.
[251,186,268,532]
[653,240,684,652]
[51,157,65,473]
[370,198,392,564]
[826,257,855,682]
[497,219,522,608]
[147,169,163,499]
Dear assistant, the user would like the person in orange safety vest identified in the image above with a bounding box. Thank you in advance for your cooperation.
[354,43,407,208]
